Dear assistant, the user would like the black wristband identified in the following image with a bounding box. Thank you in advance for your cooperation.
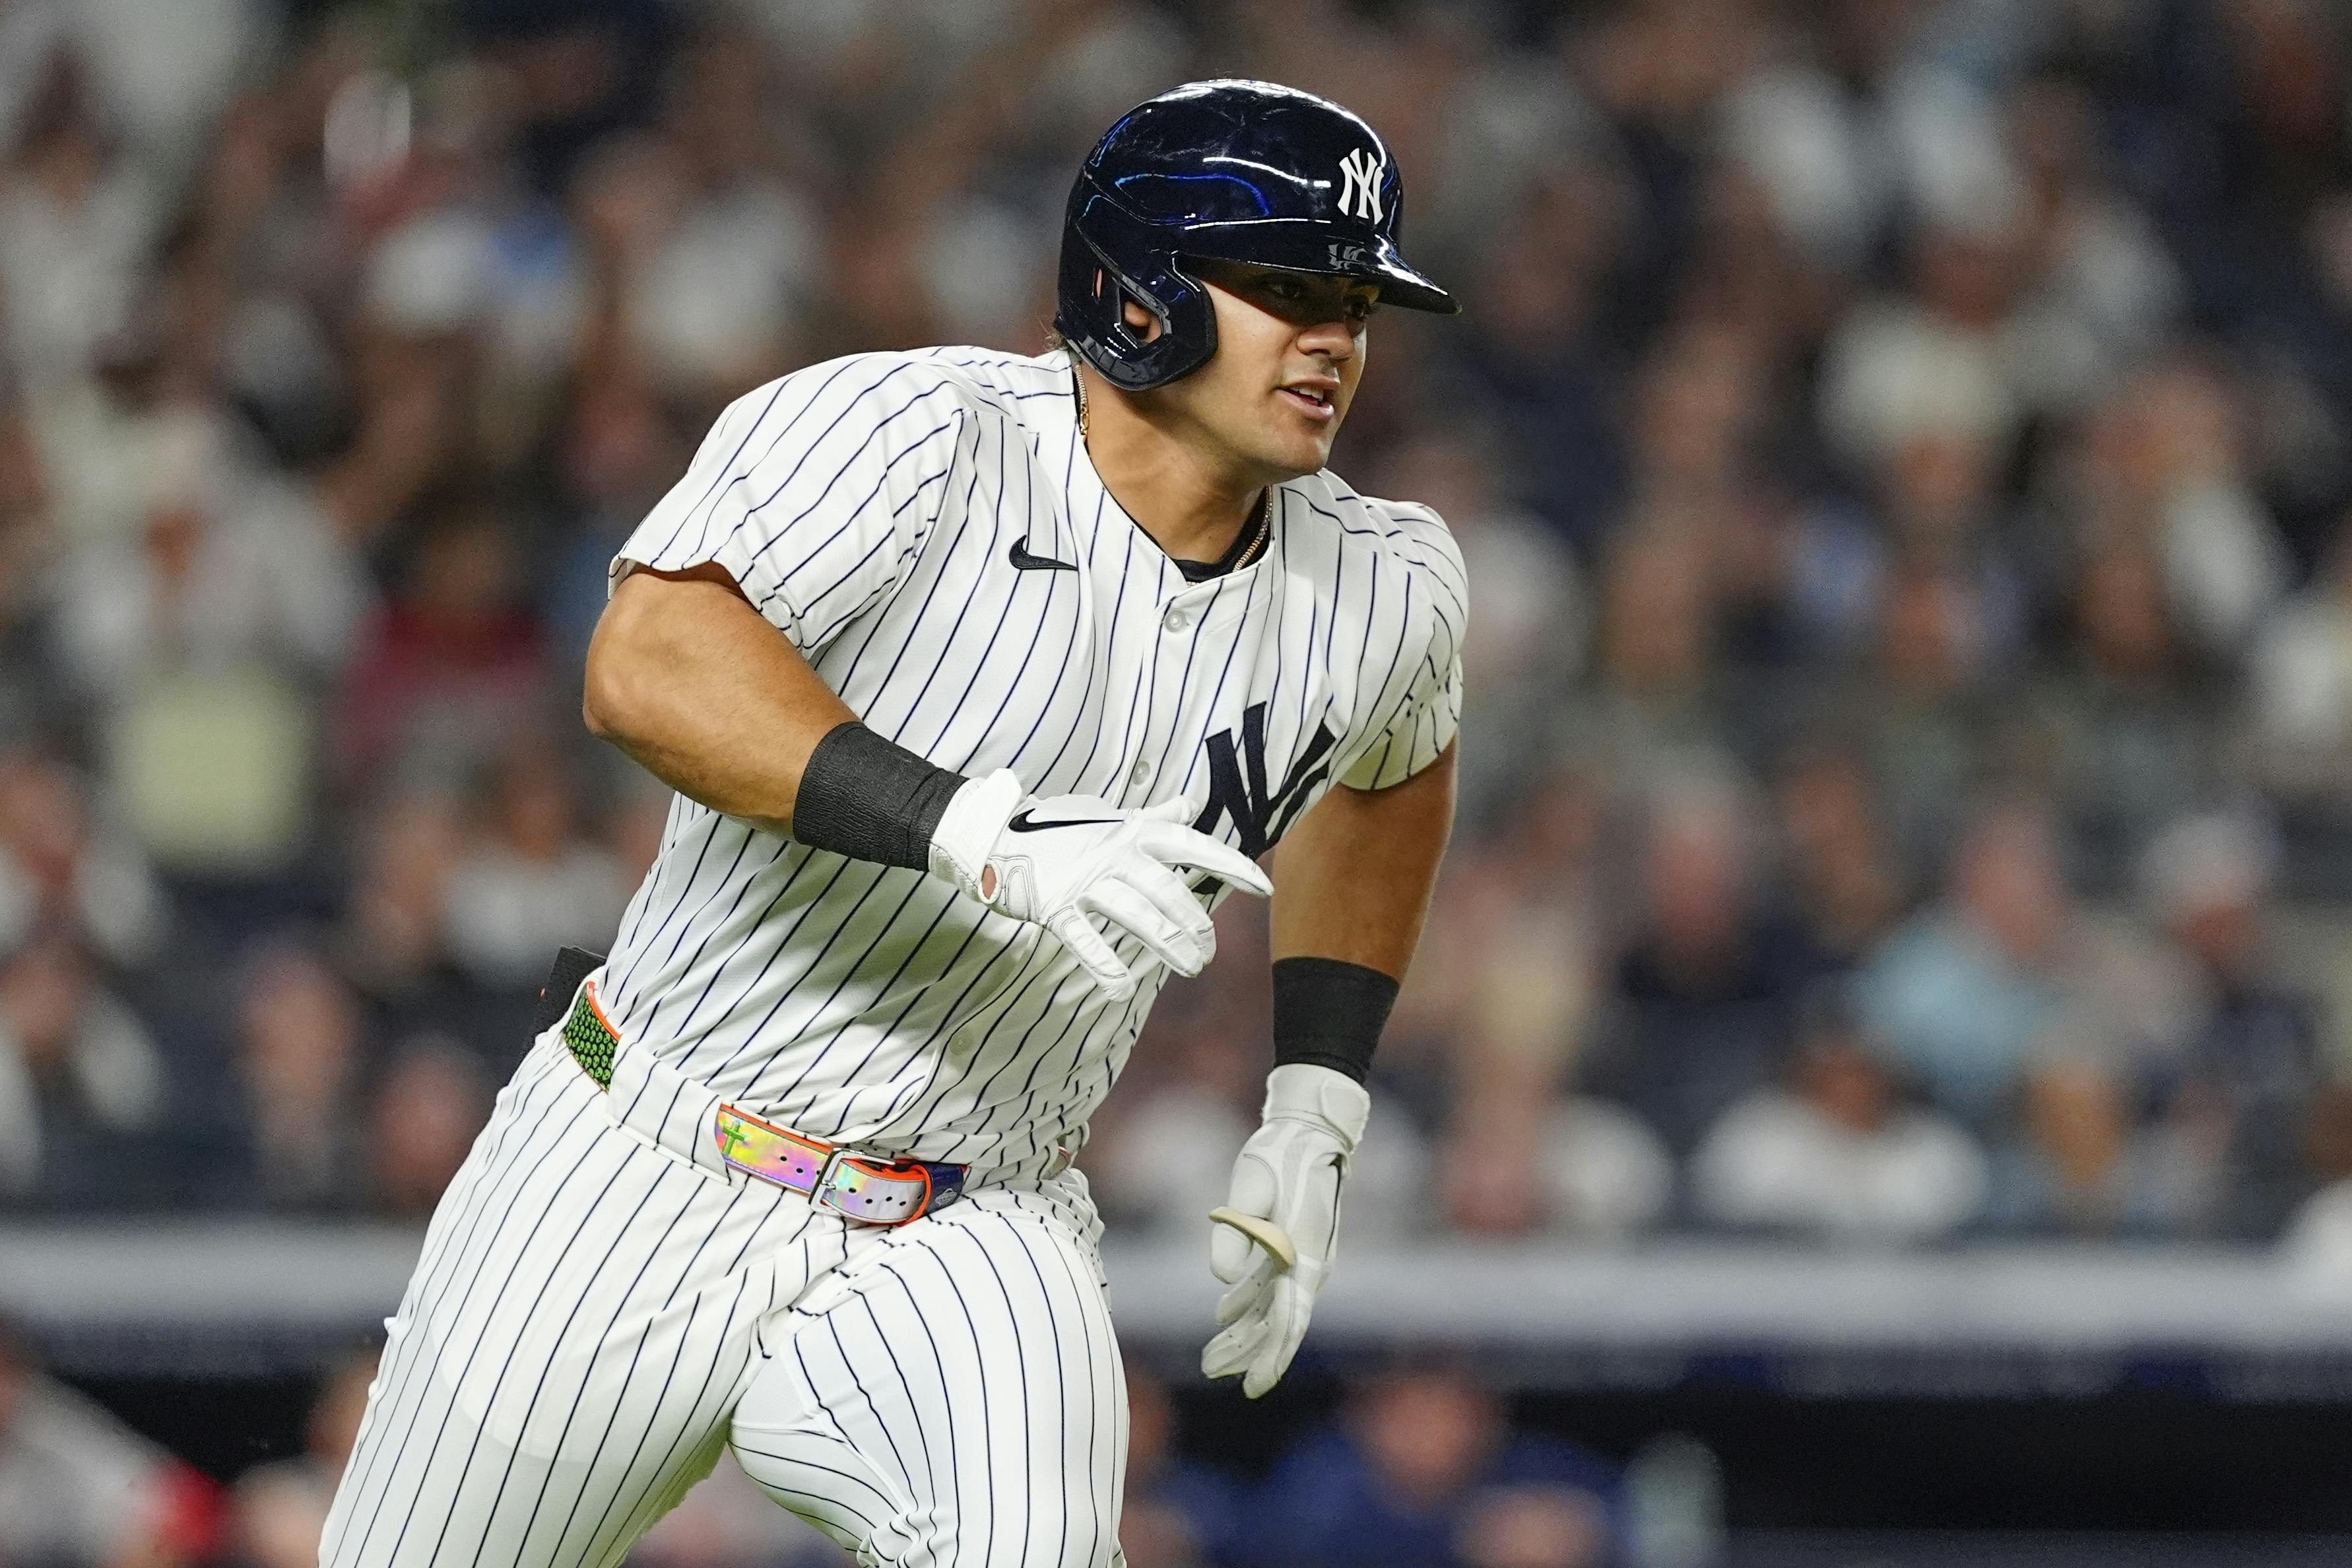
[1271,956,1399,1083]
[792,721,967,871]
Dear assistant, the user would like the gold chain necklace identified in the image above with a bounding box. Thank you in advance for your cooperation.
[1233,488,1272,569]
[1074,365,1272,572]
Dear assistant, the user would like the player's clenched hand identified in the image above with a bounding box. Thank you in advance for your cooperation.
[928,768,1272,998]
[1202,1064,1369,1398]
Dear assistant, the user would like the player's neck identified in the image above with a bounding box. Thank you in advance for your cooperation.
[1076,365,1274,564]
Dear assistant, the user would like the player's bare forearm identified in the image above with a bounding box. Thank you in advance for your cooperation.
[1268,742,1456,979]
[583,564,855,836]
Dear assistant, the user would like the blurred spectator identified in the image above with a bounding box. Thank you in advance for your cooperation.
[1248,1365,1619,1568]
[1444,164,1629,550]
[1843,552,2002,866]
[0,929,167,1209]
[231,942,364,1212]
[331,497,548,794]
[48,408,366,699]
[1428,770,1672,1239]
[1769,746,1904,973]
[2001,73,2183,416]
[1853,798,2196,1134]
[2082,362,2290,663]
[1870,430,2026,667]
[2252,522,2352,799]
[1982,1052,2207,1237]
[0,1317,220,1568]
[2026,541,2219,877]
[0,455,54,740]
[1378,428,1586,833]
[49,408,366,876]
[2141,812,2326,1237]
[1414,768,1609,1101]
[611,30,818,401]
[0,1,260,185]
[1440,1092,1674,1242]
[1580,768,1813,1160]
[1816,219,2026,490]
[1567,525,1724,794]
[441,742,626,991]
[0,749,168,968]
[1691,989,1988,1241]
[0,51,161,397]
[230,1347,374,1568]
[335,791,466,1023]
[368,1039,490,1218]
[1623,322,1771,529]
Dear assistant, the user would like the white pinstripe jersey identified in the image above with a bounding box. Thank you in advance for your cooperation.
[600,346,1463,1179]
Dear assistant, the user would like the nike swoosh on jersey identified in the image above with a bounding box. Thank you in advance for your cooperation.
[1007,808,1122,832]
[1008,539,1078,572]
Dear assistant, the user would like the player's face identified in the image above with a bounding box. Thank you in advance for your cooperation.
[1171,260,1377,478]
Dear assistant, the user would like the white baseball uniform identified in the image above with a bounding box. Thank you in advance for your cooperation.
[319,345,1464,1568]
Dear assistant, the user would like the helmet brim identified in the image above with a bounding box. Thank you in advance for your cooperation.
[1175,222,1459,315]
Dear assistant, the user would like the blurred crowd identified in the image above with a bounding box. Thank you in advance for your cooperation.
[6,0,2352,1263]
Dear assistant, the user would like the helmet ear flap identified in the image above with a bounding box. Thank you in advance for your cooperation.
[1055,193,1218,390]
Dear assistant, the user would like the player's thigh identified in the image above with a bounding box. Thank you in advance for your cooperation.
[323,1381,734,1568]
[732,1199,1129,1568]
[324,1048,810,1568]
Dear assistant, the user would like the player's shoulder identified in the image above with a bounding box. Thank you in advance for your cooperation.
[899,344,1075,410]
[1284,471,1466,590]
[716,346,1063,447]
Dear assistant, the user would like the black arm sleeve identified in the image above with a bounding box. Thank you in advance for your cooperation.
[791,721,967,870]
[1271,956,1400,1083]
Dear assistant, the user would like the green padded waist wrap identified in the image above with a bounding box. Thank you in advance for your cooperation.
[564,986,619,1089]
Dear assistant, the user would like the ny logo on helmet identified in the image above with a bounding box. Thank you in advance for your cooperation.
[1337,147,1385,222]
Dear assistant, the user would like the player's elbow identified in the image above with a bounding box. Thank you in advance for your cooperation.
[581,645,628,744]
[585,562,759,746]
[581,670,621,744]
[582,595,657,746]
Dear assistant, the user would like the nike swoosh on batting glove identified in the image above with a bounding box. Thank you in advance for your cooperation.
[1203,1062,1370,1398]
[927,768,1273,999]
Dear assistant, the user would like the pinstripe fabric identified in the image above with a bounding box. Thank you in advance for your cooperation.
[320,1035,817,1568]
[322,1033,1128,1567]
[598,346,1464,1181]
[731,1194,1128,1566]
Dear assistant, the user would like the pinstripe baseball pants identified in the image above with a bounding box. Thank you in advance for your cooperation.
[319,1031,1130,1568]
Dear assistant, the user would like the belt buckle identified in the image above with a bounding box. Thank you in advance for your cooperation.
[817,1148,935,1227]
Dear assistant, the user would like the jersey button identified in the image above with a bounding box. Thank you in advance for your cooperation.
[1163,604,1192,632]
[1128,758,1154,788]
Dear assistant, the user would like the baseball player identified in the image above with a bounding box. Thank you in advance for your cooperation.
[321,79,1464,1568]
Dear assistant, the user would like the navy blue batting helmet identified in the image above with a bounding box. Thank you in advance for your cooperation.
[1054,79,1458,392]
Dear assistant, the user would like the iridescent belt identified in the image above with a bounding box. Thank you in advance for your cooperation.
[710,1101,967,1226]
[546,952,965,1227]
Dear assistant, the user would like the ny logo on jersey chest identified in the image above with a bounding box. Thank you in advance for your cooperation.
[1191,701,1342,859]
[1336,147,1385,223]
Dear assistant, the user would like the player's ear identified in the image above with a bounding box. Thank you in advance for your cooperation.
[1121,297,1163,342]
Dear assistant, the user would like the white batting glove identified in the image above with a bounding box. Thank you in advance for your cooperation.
[1202,1063,1370,1398]
[928,768,1272,1000]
